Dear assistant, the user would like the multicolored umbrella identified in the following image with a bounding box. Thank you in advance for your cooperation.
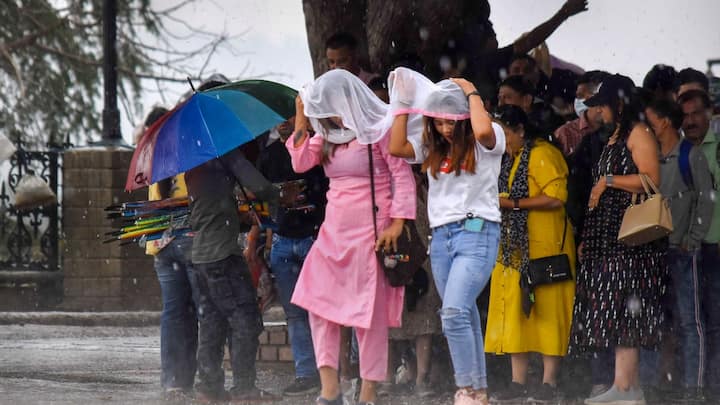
[126,79,298,191]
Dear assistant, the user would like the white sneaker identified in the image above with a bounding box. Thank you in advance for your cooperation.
[590,384,611,397]
[584,385,646,405]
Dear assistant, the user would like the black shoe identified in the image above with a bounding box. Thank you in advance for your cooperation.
[527,384,558,404]
[283,376,321,397]
[163,388,193,404]
[229,386,280,403]
[195,388,229,404]
[672,387,706,403]
[490,382,528,404]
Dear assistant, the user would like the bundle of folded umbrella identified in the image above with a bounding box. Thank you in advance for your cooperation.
[104,197,191,245]
[104,196,289,245]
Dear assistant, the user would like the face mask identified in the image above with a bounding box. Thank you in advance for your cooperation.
[325,127,357,144]
[574,98,588,117]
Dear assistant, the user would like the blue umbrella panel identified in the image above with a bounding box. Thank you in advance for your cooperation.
[150,90,284,183]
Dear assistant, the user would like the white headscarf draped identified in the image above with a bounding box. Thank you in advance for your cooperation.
[387,67,470,150]
[299,67,471,146]
[300,69,391,145]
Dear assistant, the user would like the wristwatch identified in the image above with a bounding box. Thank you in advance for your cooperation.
[466,90,482,100]
[606,174,614,187]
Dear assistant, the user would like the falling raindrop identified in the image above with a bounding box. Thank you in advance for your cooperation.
[439,56,451,72]
[172,262,180,271]
[499,68,508,81]
[627,295,641,316]
[697,217,703,225]
[196,140,202,147]
[132,278,137,285]
[419,27,429,41]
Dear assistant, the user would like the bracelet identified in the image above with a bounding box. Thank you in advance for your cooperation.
[513,198,520,211]
[466,90,482,100]
[606,174,614,187]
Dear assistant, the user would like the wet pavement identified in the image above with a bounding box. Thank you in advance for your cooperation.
[0,323,691,405]
[0,324,453,405]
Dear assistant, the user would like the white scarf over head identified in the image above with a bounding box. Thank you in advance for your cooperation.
[387,67,471,151]
[300,69,390,145]
[299,67,470,146]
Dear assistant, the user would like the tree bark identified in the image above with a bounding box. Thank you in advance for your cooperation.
[301,0,368,77]
[303,0,490,80]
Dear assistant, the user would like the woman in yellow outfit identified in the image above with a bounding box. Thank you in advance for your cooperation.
[485,105,575,404]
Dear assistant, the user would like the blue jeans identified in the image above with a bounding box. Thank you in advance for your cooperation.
[154,236,199,390]
[701,243,720,395]
[671,248,705,389]
[640,248,702,388]
[430,220,500,390]
[271,234,318,379]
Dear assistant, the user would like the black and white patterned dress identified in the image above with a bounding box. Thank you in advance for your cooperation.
[569,140,667,353]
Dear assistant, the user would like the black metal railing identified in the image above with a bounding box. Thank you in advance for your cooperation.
[0,143,62,272]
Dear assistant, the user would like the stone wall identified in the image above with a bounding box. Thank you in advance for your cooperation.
[61,147,158,311]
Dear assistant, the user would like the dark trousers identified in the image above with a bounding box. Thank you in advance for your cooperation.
[701,243,720,395]
[193,254,263,394]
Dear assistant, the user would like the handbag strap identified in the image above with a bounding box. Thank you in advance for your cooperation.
[368,144,379,241]
[631,174,660,205]
[559,206,568,251]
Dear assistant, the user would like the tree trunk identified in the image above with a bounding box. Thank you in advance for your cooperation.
[302,0,490,80]
[301,0,368,77]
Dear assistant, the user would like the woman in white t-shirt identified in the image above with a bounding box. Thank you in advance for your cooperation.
[388,69,505,405]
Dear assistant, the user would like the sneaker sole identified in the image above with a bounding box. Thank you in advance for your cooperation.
[526,399,559,405]
[283,386,320,397]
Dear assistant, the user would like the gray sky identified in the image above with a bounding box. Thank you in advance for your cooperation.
[123,0,720,143]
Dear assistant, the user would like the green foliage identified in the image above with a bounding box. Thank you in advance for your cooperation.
[0,0,213,148]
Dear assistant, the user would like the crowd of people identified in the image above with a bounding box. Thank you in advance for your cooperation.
[139,2,720,405]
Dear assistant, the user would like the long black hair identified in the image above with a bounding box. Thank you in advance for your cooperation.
[608,88,645,141]
[493,105,541,143]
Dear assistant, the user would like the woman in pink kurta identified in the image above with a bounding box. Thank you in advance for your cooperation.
[286,69,416,405]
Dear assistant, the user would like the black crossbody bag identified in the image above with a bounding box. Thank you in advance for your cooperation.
[525,214,572,288]
[368,145,426,287]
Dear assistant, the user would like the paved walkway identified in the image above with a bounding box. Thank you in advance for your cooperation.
[0,324,451,405]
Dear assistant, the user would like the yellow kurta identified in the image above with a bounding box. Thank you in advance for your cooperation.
[485,140,576,356]
[144,174,188,256]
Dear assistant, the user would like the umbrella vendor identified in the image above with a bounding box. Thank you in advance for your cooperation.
[184,80,298,403]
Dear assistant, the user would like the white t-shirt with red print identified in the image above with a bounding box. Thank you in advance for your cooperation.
[408,122,506,228]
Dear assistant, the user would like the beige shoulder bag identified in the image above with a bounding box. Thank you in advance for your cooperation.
[617,174,673,246]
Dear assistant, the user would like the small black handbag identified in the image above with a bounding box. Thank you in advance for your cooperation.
[526,216,572,288]
[368,145,426,287]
